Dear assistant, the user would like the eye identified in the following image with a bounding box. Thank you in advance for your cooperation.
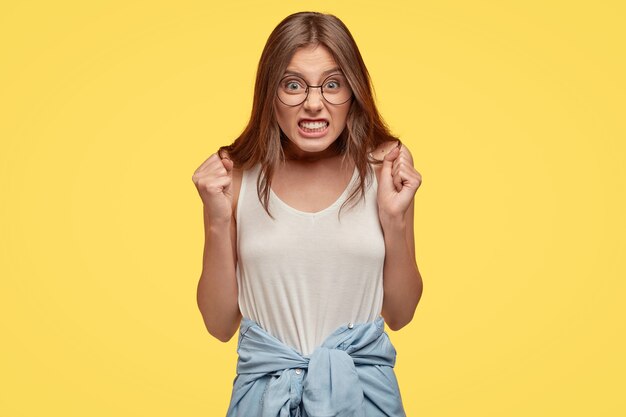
[282,78,305,91]
[323,74,346,90]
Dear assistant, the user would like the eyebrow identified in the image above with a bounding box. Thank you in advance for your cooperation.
[282,67,342,79]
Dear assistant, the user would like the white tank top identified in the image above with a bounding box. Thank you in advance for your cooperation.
[235,162,385,356]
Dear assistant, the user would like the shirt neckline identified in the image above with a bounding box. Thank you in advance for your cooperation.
[269,166,358,217]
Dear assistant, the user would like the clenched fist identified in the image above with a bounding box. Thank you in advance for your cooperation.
[191,151,234,223]
[377,141,422,224]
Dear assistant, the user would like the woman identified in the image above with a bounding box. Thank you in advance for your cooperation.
[192,11,423,416]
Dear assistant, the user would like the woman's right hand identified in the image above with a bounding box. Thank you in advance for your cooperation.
[191,151,234,223]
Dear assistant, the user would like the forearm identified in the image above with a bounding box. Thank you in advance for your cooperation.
[196,207,240,342]
[380,219,423,330]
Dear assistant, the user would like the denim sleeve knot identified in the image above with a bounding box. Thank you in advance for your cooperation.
[225,317,406,417]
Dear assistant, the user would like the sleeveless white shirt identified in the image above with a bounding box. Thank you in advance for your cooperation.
[235,162,385,356]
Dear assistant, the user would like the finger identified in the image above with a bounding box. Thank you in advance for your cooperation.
[203,176,232,194]
[217,148,234,162]
[392,156,410,177]
[194,153,220,176]
[205,156,233,177]
[392,171,403,192]
[221,158,234,174]
[396,168,421,192]
[381,146,401,190]
[392,159,403,178]
[383,145,401,165]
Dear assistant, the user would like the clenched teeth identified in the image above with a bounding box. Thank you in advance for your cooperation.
[299,121,329,129]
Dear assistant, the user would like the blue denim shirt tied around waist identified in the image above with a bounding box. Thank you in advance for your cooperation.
[225,316,406,417]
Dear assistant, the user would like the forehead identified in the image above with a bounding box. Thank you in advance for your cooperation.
[283,44,341,81]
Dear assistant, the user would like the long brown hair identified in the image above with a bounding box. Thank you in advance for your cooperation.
[218,11,399,219]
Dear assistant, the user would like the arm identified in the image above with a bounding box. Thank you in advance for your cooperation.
[196,211,242,342]
[193,154,242,342]
[380,198,423,330]
[376,142,424,330]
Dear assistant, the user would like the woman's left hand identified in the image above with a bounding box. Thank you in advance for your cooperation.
[377,141,422,224]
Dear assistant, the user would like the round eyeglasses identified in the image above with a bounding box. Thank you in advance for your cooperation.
[276,73,353,106]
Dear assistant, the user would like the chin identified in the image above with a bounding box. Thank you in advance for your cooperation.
[286,138,338,158]
[280,123,346,157]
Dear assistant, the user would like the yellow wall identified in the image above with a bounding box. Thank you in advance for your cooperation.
[1,1,624,415]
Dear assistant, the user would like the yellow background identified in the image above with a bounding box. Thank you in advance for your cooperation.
[1,0,624,415]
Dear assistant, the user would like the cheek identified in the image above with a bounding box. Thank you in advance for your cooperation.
[275,107,295,131]
[334,108,350,128]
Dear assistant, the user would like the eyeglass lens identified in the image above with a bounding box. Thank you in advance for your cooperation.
[277,74,352,106]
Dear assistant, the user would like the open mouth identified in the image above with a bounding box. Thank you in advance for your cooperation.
[298,120,329,133]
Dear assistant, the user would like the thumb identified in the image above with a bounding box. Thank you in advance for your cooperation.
[221,158,234,175]
[380,145,400,189]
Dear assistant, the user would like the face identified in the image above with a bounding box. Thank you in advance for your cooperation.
[274,44,352,160]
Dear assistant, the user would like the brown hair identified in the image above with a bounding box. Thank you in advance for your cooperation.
[218,11,399,219]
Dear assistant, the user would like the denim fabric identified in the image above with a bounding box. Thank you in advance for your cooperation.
[225,316,406,417]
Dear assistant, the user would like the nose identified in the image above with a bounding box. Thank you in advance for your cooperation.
[303,86,324,111]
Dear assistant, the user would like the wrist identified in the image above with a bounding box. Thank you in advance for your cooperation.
[208,220,231,233]
[203,207,232,230]
[379,214,407,232]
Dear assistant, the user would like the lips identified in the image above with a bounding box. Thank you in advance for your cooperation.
[297,118,330,137]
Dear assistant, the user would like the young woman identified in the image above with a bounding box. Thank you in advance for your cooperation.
[192,11,423,416]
